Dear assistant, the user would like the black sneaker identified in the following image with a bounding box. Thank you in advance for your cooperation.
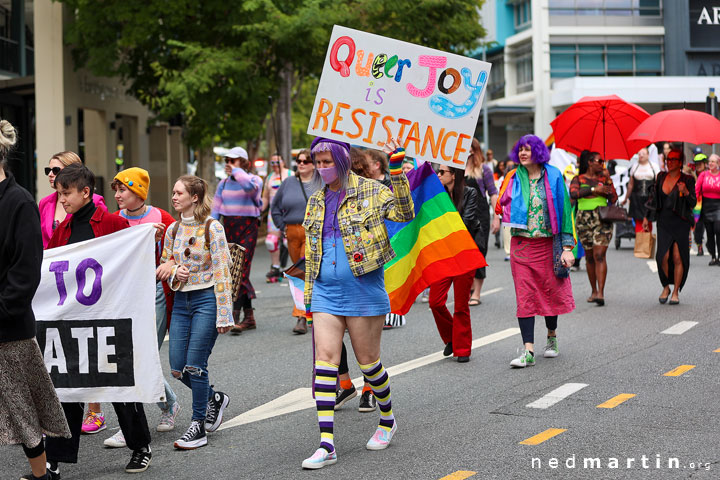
[443,342,453,357]
[125,447,152,473]
[358,390,377,412]
[334,386,358,410]
[205,391,230,432]
[20,468,58,480]
[174,420,207,450]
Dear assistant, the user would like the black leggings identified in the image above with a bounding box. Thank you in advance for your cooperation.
[518,316,558,345]
[339,342,349,376]
[22,439,45,459]
[704,219,720,259]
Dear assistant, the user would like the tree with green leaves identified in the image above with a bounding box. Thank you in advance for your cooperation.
[59,0,485,167]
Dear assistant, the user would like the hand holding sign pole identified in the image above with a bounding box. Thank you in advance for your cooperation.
[307,25,491,169]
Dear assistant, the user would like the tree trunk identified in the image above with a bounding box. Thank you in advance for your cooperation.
[277,61,294,167]
[197,146,217,195]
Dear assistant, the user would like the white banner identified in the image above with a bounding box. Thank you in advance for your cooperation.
[307,25,492,168]
[32,224,164,403]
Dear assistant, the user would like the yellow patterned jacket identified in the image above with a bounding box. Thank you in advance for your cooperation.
[303,170,414,307]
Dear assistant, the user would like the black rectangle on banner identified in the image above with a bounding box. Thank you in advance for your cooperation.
[36,318,135,388]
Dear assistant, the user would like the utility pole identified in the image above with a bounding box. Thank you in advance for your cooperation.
[482,47,489,153]
[707,87,718,154]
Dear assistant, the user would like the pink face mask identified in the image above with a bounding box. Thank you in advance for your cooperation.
[318,166,338,185]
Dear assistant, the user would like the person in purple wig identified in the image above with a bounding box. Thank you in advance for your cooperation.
[300,137,414,469]
[509,134,551,165]
[492,134,576,369]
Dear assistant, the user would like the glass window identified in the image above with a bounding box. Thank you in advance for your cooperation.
[578,45,604,75]
[549,43,662,78]
[607,45,633,72]
[635,45,662,71]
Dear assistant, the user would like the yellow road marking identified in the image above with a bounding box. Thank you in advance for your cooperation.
[663,365,696,377]
[438,472,476,480]
[597,393,636,408]
[519,428,567,445]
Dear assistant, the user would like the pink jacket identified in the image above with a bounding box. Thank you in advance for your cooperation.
[38,192,108,248]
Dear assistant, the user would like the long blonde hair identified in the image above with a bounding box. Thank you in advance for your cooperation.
[177,175,212,223]
[465,138,485,180]
[51,151,82,167]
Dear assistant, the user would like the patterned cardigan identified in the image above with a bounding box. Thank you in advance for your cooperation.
[302,169,414,307]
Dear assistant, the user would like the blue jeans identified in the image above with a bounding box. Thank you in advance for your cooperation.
[169,287,219,421]
[155,282,178,412]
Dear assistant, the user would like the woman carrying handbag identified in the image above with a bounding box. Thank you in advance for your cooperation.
[569,151,618,306]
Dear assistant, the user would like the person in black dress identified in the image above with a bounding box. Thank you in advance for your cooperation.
[643,148,696,305]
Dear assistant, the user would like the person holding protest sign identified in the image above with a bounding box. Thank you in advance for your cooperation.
[159,175,233,450]
[100,168,180,449]
[0,120,71,480]
[493,135,575,368]
[39,151,109,437]
[301,137,413,469]
[38,150,107,249]
[429,164,480,362]
[45,163,153,475]
[211,147,262,333]
[270,149,322,334]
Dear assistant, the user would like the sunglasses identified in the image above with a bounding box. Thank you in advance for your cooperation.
[436,169,451,176]
[589,158,604,163]
[297,159,313,165]
[45,166,62,176]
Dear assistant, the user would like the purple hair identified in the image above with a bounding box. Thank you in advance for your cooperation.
[509,134,550,164]
[310,137,351,189]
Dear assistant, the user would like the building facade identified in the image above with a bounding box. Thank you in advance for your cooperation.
[479,0,720,160]
[0,0,186,210]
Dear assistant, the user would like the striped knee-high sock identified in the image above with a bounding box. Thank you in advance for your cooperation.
[359,358,395,432]
[314,360,338,452]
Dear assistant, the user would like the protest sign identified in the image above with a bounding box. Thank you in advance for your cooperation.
[307,25,491,168]
[32,224,165,403]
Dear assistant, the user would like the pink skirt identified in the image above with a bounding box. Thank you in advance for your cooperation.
[510,236,575,318]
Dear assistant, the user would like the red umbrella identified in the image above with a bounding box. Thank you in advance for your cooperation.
[551,95,650,160]
[628,109,720,146]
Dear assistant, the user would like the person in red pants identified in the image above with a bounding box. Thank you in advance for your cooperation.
[429,165,480,363]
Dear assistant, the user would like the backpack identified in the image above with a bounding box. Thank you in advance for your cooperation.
[171,219,246,302]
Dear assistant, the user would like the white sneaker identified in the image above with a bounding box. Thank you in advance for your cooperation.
[543,337,559,358]
[510,350,535,368]
[157,403,180,432]
[103,429,126,448]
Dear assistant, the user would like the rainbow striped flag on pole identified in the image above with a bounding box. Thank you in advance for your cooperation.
[384,162,487,315]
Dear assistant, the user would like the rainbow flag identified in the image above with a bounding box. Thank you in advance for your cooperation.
[384,163,487,315]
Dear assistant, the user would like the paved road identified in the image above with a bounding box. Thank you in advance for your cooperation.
[4,236,719,479]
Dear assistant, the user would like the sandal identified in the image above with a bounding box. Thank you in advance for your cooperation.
[468,298,482,306]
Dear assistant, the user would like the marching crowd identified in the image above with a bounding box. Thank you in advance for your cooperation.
[1,111,716,477]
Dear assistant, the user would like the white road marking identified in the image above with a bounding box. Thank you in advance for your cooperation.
[482,287,504,296]
[661,321,698,335]
[647,260,657,273]
[526,383,588,409]
[218,327,520,430]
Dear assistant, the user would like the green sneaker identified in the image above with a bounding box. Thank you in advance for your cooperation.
[543,336,559,358]
[510,349,535,368]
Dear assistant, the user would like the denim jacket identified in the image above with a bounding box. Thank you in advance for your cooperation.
[303,171,414,306]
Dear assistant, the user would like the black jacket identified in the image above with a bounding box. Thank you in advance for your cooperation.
[0,173,43,343]
[645,172,696,227]
[459,186,481,240]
